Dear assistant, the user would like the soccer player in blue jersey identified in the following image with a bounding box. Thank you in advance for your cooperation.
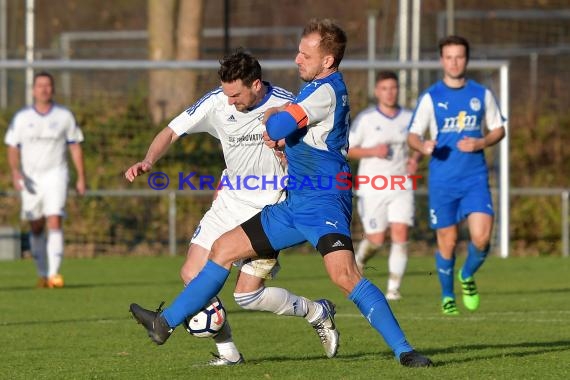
[126,50,338,364]
[130,19,432,368]
[407,36,506,315]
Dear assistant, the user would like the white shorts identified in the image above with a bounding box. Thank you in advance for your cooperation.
[191,188,284,279]
[20,168,68,221]
[357,190,414,234]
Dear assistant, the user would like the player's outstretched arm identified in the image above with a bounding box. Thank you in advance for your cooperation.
[124,127,179,182]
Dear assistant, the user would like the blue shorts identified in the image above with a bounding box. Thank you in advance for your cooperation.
[260,191,353,250]
[428,174,494,229]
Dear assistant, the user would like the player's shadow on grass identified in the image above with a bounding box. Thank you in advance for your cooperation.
[242,351,393,364]
[0,279,182,292]
[361,268,431,277]
[428,340,570,366]
[489,287,570,295]
[0,316,131,327]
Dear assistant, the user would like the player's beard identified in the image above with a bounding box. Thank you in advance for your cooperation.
[299,65,323,82]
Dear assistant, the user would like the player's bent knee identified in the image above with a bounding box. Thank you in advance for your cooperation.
[210,240,237,267]
[438,239,457,254]
[471,235,491,251]
[472,239,491,253]
[179,265,193,284]
[330,271,361,295]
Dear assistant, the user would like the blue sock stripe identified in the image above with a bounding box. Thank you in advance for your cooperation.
[162,260,230,328]
[349,278,413,358]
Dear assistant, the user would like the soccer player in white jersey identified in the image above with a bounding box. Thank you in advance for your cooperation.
[408,36,506,315]
[4,71,86,289]
[130,19,433,368]
[125,50,338,365]
[348,71,422,301]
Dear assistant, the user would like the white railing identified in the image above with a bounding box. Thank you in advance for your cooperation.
[0,187,567,258]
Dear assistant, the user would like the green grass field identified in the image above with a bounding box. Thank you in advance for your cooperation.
[1,253,568,379]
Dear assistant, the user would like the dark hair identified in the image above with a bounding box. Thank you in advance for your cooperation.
[438,35,470,62]
[33,71,55,87]
[302,18,347,68]
[375,70,398,83]
[218,49,262,87]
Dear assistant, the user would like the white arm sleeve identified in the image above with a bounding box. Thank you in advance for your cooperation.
[4,120,19,146]
[168,91,220,138]
[484,89,506,131]
[348,112,366,147]
[64,111,84,143]
[296,85,334,125]
[409,93,437,140]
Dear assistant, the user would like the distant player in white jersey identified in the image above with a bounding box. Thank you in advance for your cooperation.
[4,71,86,289]
[408,36,506,315]
[125,50,338,365]
[348,71,422,301]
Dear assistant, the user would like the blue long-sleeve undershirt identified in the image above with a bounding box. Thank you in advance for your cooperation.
[266,111,298,140]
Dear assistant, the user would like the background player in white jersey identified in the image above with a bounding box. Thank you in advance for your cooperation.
[4,71,85,289]
[408,36,506,315]
[129,19,432,368]
[348,71,422,301]
[125,50,338,364]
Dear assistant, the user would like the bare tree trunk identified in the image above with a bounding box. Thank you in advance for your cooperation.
[148,0,176,124]
[171,0,203,115]
[147,0,203,124]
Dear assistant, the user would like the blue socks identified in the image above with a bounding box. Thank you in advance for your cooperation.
[162,260,230,328]
[435,251,455,299]
[348,278,413,358]
[461,242,489,279]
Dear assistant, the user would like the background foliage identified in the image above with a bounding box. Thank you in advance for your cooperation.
[1,0,569,256]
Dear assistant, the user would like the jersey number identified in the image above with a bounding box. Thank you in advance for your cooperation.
[430,209,438,225]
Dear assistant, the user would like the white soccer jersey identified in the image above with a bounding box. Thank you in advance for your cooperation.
[168,82,293,208]
[4,104,84,177]
[349,106,413,195]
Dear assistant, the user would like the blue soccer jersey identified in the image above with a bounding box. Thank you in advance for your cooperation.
[282,71,351,194]
[409,79,506,228]
[409,79,505,184]
[264,71,353,248]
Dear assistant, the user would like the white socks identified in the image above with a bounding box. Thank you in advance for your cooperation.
[30,233,47,277]
[215,288,322,361]
[213,318,241,362]
[355,239,382,269]
[46,229,64,277]
[387,242,408,292]
[234,287,312,317]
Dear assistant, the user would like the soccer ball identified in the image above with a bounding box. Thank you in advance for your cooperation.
[184,296,226,338]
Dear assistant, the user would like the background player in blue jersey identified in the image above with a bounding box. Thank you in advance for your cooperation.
[407,36,506,315]
[126,50,338,364]
[130,19,432,368]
